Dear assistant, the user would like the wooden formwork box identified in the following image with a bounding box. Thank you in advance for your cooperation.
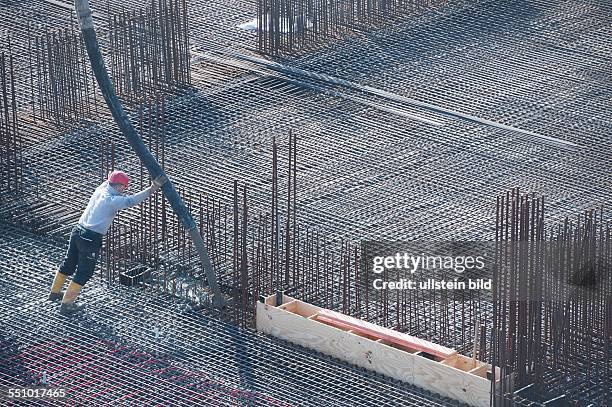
[257,294,506,407]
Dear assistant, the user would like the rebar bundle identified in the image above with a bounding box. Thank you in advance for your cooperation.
[107,0,191,104]
[257,0,448,55]
[30,27,99,126]
[492,188,611,405]
[22,0,192,126]
[0,49,23,197]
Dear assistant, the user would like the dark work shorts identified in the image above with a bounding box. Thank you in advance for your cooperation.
[58,225,103,286]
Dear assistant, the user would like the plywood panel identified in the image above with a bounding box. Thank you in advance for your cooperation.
[413,352,490,406]
[257,302,414,383]
[256,297,499,407]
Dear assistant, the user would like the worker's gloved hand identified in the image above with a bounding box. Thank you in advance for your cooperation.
[151,174,168,192]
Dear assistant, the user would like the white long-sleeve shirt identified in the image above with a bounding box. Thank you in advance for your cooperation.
[78,181,153,235]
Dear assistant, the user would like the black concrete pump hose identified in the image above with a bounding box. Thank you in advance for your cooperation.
[74,0,224,307]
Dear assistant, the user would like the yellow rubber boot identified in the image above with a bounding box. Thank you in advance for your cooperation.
[48,272,67,301]
[60,281,85,316]
[62,281,83,304]
[50,272,67,293]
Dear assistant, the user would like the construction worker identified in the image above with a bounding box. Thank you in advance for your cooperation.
[48,170,167,315]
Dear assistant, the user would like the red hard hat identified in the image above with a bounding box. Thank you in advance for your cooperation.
[108,170,129,187]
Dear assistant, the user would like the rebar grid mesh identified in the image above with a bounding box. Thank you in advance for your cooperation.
[0,224,465,406]
[0,0,610,405]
